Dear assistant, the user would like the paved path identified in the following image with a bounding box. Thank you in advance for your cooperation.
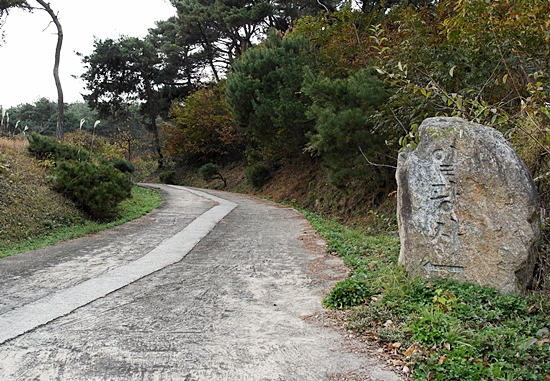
[0,185,403,380]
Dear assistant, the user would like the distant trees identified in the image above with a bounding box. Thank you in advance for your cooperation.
[5,98,56,135]
[5,98,78,135]
[2,99,152,144]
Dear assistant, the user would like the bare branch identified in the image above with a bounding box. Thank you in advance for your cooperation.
[41,18,53,32]
[359,146,397,169]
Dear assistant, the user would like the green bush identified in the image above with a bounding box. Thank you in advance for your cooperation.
[108,157,135,173]
[27,134,90,162]
[53,160,133,220]
[323,277,374,310]
[159,170,177,185]
[199,163,227,188]
[245,163,270,188]
[27,134,133,220]
[199,163,221,181]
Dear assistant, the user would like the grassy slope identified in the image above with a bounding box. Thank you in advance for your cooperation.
[0,137,162,257]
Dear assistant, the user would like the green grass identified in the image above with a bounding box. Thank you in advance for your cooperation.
[0,186,162,258]
[303,210,550,381]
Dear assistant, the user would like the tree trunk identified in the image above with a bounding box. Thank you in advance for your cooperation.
[36,0,64,140]
[142,70,163,168]
[197,23,220,82]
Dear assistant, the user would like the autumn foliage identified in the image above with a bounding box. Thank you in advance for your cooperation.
[163,83,242,164]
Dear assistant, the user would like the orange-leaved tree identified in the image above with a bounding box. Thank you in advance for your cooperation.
[163,83,242,165]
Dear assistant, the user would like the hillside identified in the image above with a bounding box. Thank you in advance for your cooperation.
[156,156,399,232]
[0,138,84,250]
[0,133,396,255]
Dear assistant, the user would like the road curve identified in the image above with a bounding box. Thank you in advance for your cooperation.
[0,185,403,381]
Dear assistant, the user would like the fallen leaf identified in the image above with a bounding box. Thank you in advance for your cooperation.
[392,359,406,366]
[404,343,425,357]
[545,375,550,380]
[438,355,447,364]
[443,342,451,351]
[390,342,402,349]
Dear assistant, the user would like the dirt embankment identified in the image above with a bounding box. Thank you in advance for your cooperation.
[0,138,83,247]
[161,156,398,229]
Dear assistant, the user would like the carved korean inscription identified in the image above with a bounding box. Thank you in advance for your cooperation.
[430,146,460,253]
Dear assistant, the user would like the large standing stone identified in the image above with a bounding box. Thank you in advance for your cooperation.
[396,117,540,293]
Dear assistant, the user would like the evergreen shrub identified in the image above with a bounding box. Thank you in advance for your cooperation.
[53,160,132,220]
[27,134,90,161]
[108,157,135,173]
[159,170,177,185]
[245,163,270,189]
[27,133,133,220]
[198,163,221,181]
[199,163,227,187]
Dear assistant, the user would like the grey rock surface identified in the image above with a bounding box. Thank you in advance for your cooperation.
[0,185,403,381]
[396,117,540,293]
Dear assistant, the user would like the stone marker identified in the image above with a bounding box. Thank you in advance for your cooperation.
[396,117,540,294]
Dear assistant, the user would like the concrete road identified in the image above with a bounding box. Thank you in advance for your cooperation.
[0,185,403,381]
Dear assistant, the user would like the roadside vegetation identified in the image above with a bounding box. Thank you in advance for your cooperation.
[306,211,550,381]
[0,136,162,257]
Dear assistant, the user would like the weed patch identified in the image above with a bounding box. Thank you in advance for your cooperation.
[303,211,550,381]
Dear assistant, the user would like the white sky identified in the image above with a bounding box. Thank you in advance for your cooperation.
[0,0,176,109]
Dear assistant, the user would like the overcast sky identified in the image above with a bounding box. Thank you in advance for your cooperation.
[0,0,176,109]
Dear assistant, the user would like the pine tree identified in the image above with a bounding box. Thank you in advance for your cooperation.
[226,31,316,159]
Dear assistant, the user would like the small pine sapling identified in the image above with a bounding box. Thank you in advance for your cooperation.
[199,163,227,188]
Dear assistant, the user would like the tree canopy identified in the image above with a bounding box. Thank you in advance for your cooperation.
[163,82,242,164]
[80,36,167,164]
[226,30,317,159]
[72,0,550,211]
